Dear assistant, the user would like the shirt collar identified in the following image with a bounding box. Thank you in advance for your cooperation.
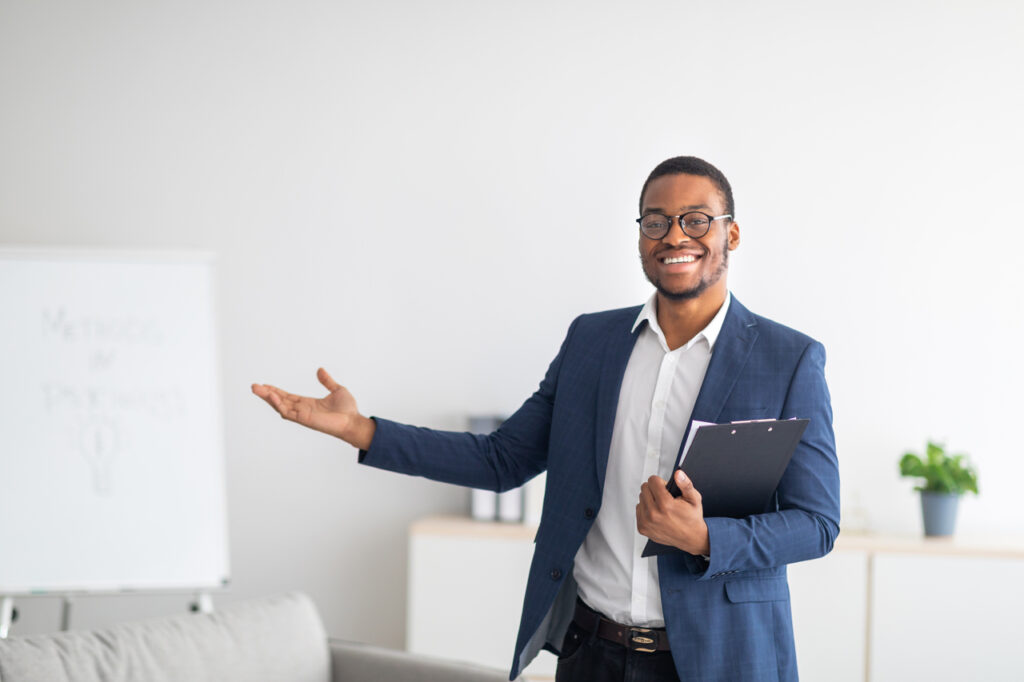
[632,291,732,352]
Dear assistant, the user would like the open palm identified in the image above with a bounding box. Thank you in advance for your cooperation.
[252,368,357,440]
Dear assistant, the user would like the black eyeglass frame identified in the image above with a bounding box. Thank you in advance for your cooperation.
[635,211,733,240]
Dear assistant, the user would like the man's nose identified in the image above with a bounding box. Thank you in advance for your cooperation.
[661,217,691,244]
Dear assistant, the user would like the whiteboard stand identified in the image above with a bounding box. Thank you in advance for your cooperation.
[0,590,221,638]
[0,249,231,631]
[190,591,214,614]
[60,596,73,631]
[0,596,14,638]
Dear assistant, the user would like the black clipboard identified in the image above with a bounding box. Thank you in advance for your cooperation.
[641,418,809,557]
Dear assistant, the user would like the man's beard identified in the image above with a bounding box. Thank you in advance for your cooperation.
[642,234,729,300]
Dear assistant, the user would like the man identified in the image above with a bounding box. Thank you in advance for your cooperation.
[253,156,840,682]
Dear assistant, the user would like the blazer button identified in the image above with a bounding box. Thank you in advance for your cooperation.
[584,508,595,519]
[550,568,562,580]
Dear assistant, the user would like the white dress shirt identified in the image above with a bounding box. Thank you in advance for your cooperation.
[572,292,731,627]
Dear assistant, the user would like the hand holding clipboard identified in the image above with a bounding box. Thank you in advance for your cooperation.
[641,418,809,557]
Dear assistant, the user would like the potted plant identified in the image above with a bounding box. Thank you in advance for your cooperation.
[899,441,979,537]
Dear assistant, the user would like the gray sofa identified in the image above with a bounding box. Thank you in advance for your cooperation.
[0,592,508,682]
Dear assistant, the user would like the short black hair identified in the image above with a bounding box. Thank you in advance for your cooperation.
[638,156,735,218]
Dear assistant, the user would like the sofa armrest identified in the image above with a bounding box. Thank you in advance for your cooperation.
[328,639,509,682]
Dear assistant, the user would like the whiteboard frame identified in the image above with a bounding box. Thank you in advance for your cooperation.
[0,246,231,595]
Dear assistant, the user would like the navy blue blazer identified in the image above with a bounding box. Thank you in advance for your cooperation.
[362,297,840,681]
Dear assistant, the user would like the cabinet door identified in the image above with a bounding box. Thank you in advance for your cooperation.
[789,550,868,682]
[408,530,557,678]
[870,554,1024,682]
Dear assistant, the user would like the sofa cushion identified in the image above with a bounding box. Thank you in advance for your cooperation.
[0,592,330,682]
[329,639,509,682]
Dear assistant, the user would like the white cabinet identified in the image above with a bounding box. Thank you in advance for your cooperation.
[868,553,1024,681]
[789,549,868,682]
[407,520,546,678]
[408,517,1024,681]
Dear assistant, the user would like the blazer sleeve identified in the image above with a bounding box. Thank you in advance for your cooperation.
[699,340,840,578]
[357,317,580,492]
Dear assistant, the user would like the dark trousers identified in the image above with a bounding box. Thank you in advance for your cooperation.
[555,607,681,682]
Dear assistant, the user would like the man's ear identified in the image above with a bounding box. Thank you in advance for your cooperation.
[727,221,740,251]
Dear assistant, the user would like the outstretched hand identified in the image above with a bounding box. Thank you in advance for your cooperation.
[251,368,376,450]
[636,470,710,555]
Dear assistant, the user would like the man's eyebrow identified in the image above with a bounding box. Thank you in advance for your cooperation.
[641,204,712,215]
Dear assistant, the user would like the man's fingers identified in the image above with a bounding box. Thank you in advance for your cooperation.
[647,475,675,506]
[317,368,341,392]
[252,384,294,416]
[639,479,658,507]
[251,383,279,406]
[674,470,702,505]
[639,473,702,510]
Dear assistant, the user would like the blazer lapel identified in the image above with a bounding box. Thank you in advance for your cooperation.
[594,312,643,491]
[676,297,759,464]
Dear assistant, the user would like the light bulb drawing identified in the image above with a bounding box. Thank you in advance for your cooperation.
[79,418,119,497]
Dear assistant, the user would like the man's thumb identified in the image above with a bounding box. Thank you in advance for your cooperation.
[675,470,696,501]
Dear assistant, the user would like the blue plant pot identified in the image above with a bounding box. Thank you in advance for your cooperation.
[920,491,960,536]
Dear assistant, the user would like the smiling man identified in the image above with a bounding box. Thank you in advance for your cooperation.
[253,156,840,682]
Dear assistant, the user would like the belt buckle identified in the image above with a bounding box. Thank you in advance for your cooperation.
[628,627,658,653]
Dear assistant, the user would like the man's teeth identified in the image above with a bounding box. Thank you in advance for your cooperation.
[663,255,697,264]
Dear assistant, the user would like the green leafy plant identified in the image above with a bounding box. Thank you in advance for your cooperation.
[899,441,979,495]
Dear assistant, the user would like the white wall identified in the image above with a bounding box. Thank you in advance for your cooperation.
[2,0,1022,651]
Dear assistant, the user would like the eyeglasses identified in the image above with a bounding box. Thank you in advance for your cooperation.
[636,211,732,240]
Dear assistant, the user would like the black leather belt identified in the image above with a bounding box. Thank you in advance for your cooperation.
[573,599,672,653]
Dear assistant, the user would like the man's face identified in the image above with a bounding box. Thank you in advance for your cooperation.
[639,173,740,302]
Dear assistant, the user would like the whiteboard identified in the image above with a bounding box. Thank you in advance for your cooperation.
[0,248,229,593]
